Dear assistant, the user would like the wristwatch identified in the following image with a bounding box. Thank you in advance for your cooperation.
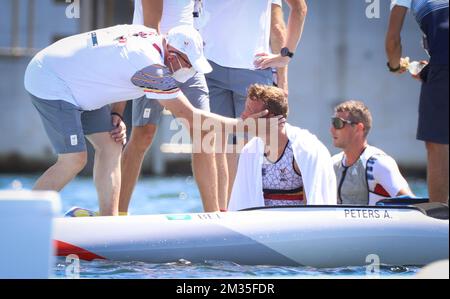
[280,47,294,58]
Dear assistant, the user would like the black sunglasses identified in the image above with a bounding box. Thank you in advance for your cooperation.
[331,117,358,130]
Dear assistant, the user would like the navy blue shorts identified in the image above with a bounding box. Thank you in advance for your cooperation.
[417,65,449,145]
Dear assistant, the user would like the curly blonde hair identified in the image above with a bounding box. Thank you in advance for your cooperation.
[247,84,289,118]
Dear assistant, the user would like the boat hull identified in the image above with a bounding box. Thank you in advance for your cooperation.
[54,206,449,268]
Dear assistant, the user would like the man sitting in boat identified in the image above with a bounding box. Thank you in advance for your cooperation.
[228,84,337,211]
[330,100,414,205]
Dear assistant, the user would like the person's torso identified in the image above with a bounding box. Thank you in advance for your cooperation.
[333,146,393,205]
[133,0,195,34]
[411,0,449,64]
[200,0,274,69]
[26,25,165,110]
[262,141,305,207]
[409,0,448,23]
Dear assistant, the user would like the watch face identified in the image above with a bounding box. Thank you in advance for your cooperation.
[281,47,293,58]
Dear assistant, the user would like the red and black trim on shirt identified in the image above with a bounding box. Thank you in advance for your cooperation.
[263,187,304,201]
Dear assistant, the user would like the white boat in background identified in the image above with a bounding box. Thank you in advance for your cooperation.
[54,203,449,268]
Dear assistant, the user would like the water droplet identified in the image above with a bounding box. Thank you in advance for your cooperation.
[11,180,23,190]
[178,259,191,265]
[185,176,194,185]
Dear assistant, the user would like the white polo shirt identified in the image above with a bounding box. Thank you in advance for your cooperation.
[201,0,282,70]
[133,0,195,34]
[24,25,181,111]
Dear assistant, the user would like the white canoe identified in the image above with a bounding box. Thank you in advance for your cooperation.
[54,204,449,268]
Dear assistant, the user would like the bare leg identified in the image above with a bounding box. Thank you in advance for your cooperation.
[119,124,158,214]
[426,142,449,203]
[216,153,229,211]
[33,152,87,191]
[87,132,122,216]
[160,96,232,211]
[191,129,219,212]
[216,132,230,211]
[226,151,239,207]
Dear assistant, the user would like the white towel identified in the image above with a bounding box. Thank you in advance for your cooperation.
[228,123,337,211]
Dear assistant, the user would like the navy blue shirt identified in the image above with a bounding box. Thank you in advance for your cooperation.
[392,0,449,65]
[420,5,449,65]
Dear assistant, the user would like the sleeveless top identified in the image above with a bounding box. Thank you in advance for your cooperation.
[333,146,397,205]
[262,141,305,206]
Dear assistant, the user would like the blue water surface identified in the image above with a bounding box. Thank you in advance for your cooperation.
[0,174,427,279]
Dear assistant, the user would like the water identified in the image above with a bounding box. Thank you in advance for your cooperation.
[53,258,419,279]
[0,174,428,279]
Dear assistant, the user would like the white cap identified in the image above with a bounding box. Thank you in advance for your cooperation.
[166,25,212,74]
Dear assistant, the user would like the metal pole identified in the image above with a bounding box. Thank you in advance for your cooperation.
[106,0,115,26]
[80,0,94,33]
[96,0,105,28]
[27,0,35,50]
[11,0,20,49]
[336,0,349,100]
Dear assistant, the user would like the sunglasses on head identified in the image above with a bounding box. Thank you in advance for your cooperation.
[331,117,358,129]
